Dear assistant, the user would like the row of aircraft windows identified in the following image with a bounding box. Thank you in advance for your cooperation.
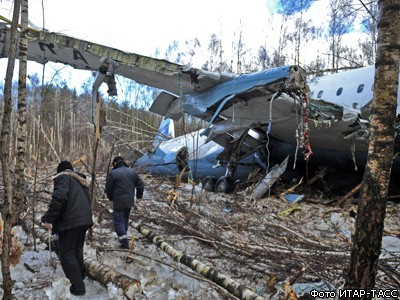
[311,83,373,99]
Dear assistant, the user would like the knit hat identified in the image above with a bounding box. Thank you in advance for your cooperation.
[112,156,124,165]
[57,160,74,173]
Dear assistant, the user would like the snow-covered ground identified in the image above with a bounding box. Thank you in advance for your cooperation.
[4,220,223,300]
[1,176,400,299]
[4,227,120,300]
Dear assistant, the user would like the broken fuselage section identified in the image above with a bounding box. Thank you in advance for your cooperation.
[148,65,310,192]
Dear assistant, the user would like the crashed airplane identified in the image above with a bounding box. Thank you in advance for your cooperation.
[269,66,400,170]
[136,65,400,194]
[140,64,309,193]
[0,19,400,194]
[135,117,265,193]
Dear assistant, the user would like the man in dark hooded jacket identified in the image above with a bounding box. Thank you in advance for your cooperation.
[41,160,93,296]
[105,156,144,249]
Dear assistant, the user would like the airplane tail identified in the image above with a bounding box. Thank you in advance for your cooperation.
[152,117,175,148]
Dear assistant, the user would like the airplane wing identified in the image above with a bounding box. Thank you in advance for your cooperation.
[0,19,233,95]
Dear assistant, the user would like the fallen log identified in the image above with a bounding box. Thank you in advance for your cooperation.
[131,221,265,300]
[84,257,141,299]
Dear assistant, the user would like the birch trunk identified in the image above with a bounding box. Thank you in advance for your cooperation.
[84,258,141,299]
[131,222,264,300]
[15,0,29,219]
[343,1,400,298]
[1,1,21,298]
[70,94,74,156]
[35,118,59,161]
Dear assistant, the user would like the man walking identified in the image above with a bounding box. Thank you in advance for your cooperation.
[105,156,144,249]
[41,160,93,296]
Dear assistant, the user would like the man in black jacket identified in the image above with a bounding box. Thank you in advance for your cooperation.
[105,156,144,249]
[41,161,93,296]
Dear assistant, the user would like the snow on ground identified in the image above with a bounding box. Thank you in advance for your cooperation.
[1,175,400,299]
[2,195,224,300]
[2,226,120,300]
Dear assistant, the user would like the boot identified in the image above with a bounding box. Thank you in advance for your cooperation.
[70,284,85,296]
[120,238,129,249]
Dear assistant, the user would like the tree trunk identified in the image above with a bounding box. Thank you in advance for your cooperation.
[1,1,21,299]
[84,258,141,299]
[14,0,28,220]
[131,222,264,300]
[88,136,99,240]
[343,1,400,298]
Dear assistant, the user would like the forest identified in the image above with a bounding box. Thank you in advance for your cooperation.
[0,0,399,299]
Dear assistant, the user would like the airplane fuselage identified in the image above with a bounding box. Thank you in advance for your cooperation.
[135,130,260,182]
[296,66,400,172]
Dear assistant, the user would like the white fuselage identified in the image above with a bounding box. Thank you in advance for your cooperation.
[308,66,400,114]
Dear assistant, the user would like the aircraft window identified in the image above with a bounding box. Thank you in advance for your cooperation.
[353,103,358,109]
[317,90,323,98]
[336,87,343,96]
[357,84,365,93]
[310,91,314,98]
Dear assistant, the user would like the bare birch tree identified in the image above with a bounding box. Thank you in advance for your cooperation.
[14,0,29,219]
[327,0,356,70]
[342,1,400,298]
[358,0,379,65]
[231,20,247,73]
[1,1,21,298]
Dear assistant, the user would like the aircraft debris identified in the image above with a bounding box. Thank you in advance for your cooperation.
[252,156,289,201]
[276,206,302,218]
[278,178,305,204]
[282,194,305,204]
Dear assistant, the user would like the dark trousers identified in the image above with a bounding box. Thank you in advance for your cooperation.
[113,208,131,239]
[58,226,89,292]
